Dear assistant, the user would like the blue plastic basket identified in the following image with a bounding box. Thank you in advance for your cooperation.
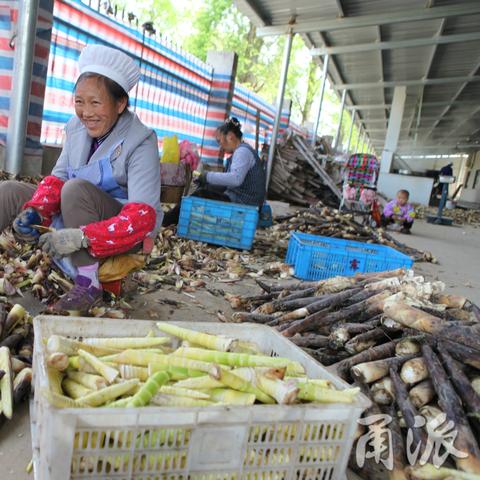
[286,231,414,281]
[177,197,259,250]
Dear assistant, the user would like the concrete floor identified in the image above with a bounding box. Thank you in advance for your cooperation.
[1,218,479,479]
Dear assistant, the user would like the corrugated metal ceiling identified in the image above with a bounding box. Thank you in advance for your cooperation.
[234,0,480,154]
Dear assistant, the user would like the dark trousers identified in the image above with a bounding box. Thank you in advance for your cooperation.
[162,187,231,227]
[381,214,413,231]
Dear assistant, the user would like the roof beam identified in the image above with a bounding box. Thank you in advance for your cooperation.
[422,57,480,141]
[310,31,480,56]
[376,26,388,132]
[438,105,480,144]
[396,144,479,151]
[346,100,476,110]
[334,75,480,90]
[408,19,445,142]
[346,104,391,110]
[233,0,266,28]
[256,3,480,36]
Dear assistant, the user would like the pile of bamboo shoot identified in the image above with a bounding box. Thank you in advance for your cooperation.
[42,321,359,409]
[268,132,342,208]
[0,303,33,424]
[0,229,128,317]
[416,205,480,227]
[228,268,480,478]
[143,203,434,298]
[255,203,436,263]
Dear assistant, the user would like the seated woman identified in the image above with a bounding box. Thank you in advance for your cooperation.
[162,117,266,226]
[0,44,161,313]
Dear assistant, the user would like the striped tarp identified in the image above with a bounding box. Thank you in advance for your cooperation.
[231,84,292,150]
[1,0,303,167]
[0,0,52,156]
[41,0,214,160]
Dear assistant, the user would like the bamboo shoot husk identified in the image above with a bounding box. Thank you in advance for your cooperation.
[421,344,480,473]
[441,339,480,370]
[282,290,393,337]
[419,404,444,425]
[395,337,422,356]
[290,334,329,349]
[400,357,429,385]
[434,294,467,309]
[344,328,387,355]
[384,302,480,351]
[328,319,381,350]
[473,378,480,396]
[390,367,428,454]
[350,354,418,383]
[335,339,399,379]
[371,377,394,405]
[439,350,480,422]
[409,380,435,409]
[387,403,408,480]
[408,463,480,480]
[278,287,363,323]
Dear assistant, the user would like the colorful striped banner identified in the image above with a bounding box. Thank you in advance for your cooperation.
[40,0,214,159]
[0,0,307,169]
[0,0,53,157]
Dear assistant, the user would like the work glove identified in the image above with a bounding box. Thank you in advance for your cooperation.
[38,228,89,257]
[12,207,42,243]
[193,172,207,188]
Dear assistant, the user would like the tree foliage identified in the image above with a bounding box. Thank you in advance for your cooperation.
[111,0,372,146]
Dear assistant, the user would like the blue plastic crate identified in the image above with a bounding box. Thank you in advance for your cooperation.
[177,196,259,250]
[286,231,414,281]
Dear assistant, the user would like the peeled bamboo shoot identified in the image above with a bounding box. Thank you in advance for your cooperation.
[78,349,119,384]
[0,346,13,419]
[156,322,236,352]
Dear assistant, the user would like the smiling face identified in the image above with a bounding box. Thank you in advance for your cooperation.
[74,76,127,138]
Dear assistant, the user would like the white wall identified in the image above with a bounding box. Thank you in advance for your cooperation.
[399,156,464,174]
[378,173,434,205]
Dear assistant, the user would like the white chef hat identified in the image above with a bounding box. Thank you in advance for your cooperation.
[78,44,140,93]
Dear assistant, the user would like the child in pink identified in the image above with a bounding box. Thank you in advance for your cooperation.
[382,189,415,234]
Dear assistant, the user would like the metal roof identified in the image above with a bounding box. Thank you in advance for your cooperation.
[234,0,480,155]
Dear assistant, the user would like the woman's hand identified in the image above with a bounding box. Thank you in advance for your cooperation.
[12,207,42,243]
[38,229,89,257]
[193,172,207,187]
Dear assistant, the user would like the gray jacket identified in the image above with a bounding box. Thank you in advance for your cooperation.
[52,110,162,229]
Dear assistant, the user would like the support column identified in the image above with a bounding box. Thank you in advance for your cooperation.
[278,99,292,137]
[333,89,346,151]
[202,51,238,166]
[311,53,330,147]
[266,31,293,189]
[4,0,53,175]
[380,85,406,173]
[346,110,356,153]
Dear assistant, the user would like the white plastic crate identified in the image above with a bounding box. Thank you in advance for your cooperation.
[32,316,370,480]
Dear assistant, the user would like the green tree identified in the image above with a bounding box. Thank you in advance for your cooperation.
[299,60,320,123]
[110,0,342,132]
